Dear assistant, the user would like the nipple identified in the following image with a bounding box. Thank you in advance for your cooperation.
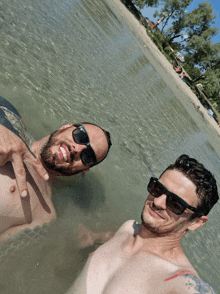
[9,185,16,193]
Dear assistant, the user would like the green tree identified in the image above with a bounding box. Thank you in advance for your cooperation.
[151,2,220,74]
[183,55,220,107]
[153,0,192,33]
[182,3,220,107]
[142,0,220,107]
[132,0,159,9]
[202,69,220,101]
[183,2,220,70]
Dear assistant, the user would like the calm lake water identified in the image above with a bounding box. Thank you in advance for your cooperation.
[0,0,220,293]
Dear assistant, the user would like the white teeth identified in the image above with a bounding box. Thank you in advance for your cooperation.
[60,146,68,162]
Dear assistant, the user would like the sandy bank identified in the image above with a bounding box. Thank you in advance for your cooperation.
[106,0,220,136]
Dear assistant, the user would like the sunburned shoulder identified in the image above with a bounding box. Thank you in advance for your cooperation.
[164,273,216,294]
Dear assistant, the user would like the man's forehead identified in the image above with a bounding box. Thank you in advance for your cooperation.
[160,169,199,205]
[160,169,192,185]
[83,123,103,137]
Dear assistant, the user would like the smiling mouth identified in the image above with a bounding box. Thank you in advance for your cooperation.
[149,204,165,219]
[58,145,70,162]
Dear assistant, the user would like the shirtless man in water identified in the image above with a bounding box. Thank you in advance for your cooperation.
[67,155,218,293]
[0,97,111,241]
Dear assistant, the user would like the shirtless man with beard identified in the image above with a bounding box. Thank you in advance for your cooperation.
[0,96,111,241]
[67,155,218,293]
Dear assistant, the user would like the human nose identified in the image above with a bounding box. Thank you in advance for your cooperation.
[72,143,87,154]
[153,194,167,210]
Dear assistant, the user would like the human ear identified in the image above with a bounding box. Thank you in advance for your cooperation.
[188,215,208,231]
[59,123,72,130]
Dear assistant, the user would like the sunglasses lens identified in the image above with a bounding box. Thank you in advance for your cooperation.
[148,179,163,197]
[72,126,97,166]
[148,178,186,215]
[81,147,97,166]
[166,194,184,215]
[72,127,89,145]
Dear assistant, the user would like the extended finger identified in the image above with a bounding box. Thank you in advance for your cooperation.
[0,153,8,166]
[24,153,49,181]
[11,155,28,198]
[0,131,13,166]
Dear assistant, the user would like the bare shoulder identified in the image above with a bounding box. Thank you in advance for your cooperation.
[115,220,139,236]
[165,273,216,294]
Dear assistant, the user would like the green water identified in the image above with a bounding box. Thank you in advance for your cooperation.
[0,0,220,293]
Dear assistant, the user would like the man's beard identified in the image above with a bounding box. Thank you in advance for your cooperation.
[40,130,81,176]
[141,211,160,234]
[140,203,173,236]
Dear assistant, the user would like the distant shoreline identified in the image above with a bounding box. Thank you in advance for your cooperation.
[106,0,220,136]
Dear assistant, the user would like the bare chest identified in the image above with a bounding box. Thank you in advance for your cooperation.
[0,163,54,234]
[102,254,178,294]
[87,239,191,294]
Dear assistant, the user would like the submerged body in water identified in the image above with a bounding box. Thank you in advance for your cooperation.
[0,97,110,241]
[66,161,217,294]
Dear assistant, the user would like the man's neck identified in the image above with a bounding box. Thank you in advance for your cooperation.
[32,136,49,157]
[128,223,185,258]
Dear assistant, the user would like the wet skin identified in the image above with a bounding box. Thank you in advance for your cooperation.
[66,170,211,294]
[0,123,109,241]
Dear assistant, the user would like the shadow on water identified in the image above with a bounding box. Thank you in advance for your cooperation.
[52,171,106,215]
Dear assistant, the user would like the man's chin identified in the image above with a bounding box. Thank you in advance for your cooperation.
[47,164,81,176]
[56,170,82,176]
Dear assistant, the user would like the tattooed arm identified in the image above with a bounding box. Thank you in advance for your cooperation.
[0,97,49,198]
[165,273,216,293]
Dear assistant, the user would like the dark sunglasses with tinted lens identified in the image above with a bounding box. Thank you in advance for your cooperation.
[72,124,97,167]
[147,177,202,216]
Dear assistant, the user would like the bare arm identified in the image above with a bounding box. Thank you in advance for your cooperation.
[182,274,215,293]
[78,220,137,248]
[165,273,216,294]
[78,225,115,248]
[0,125,49,197]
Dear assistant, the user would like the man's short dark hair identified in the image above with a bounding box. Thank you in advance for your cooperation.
[160,154,219,216]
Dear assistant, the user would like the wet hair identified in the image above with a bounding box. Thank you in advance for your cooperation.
[74,122,112,165]
[160,154,219,216]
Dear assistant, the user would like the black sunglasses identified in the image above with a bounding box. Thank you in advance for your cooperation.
[147,177,202,216]
[72,124,97,167]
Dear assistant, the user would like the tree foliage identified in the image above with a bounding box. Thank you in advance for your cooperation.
[203,69,220,100]
[183,2,220,70]
[153,0,192,33]
[129,0,220,107]
[186,2,217,39]
[143,1,220,107]
[132,0,159,9]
